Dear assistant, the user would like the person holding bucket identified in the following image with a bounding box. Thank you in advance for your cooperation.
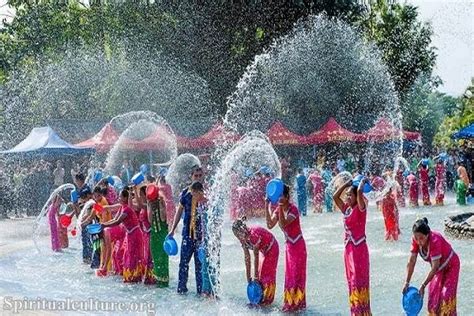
[333,177,371,315]
[146,183,169,287]
[403,218,460,315]
[102,188,144,283]
[232,217,279,306]
[168,166,205,294]
[266,184,307,312]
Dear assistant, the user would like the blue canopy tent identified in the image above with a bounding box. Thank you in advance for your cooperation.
[452,123,474,139]
[1,126,94,157]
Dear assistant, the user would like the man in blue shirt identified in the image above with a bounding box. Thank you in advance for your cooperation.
[168,166,205,294]
[73,173,93,264]
[295,168,308,216]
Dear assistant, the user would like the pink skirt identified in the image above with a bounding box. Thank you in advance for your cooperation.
[344,242,371,315]
[122,227,144,283]
[428,253,460,315]
[259,241,279,305]
[283,238,306,312]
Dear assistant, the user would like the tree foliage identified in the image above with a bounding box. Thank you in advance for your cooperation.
[434,79,474,148]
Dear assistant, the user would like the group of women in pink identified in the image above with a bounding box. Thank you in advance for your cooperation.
[232,178,460,315]
[232,184,307,312]
[48,168,461,314]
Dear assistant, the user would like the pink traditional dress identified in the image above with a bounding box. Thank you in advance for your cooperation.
[410,231,460,315]
[47,203,61,252]
[342,202,371,315]
[274,203,306,312]
[158,183,175,228]
[139,208,156,284]
[419,166,431,206]
[381,192,399,241]
[435,163,446,206]
[121,205,144,282]
[246,226,279,305]
[309,172,324,212]
[407,174,419,207]
[395,170,406,207]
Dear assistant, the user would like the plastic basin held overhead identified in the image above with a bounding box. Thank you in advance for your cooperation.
[352,175,373,193]
[70,190,79,203]
[131,173,145,186]
[266,178,284,204]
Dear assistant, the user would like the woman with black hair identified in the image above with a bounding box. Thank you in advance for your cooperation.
[102,188,144,283]
[265,184,306,312]
[403,218,460,315]
[333,178,371,315]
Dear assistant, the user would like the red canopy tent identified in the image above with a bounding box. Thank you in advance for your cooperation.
[178,123,241,149]
[132,125,178,151]
[304,118,364,144]
[266,121,306,145]
[75,123,119,153]
[362,118,421,142]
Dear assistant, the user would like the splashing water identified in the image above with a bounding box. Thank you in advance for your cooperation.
[104,111,177,179]
[166,153,201,199]
[206,15,404,296]
[32,184,76,253]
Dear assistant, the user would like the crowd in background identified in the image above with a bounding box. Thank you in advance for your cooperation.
[0,143,472,219]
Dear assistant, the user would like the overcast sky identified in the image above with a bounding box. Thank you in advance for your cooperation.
[1,0,472,96]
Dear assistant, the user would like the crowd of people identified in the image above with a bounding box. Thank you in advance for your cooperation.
[0,141,471,314]
[35,145,470,315]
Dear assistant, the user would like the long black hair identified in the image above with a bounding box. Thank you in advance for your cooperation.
[412,217,430,235]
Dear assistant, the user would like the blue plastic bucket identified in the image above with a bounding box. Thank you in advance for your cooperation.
[94,170,103,183]
[131,173,145,186]
[107,176,115,186]
[163,236,178,256]
[247,280,263,305]
[70,190,79,203]
[266,178,284,204]
[352,175,373,193]
[402,286,423,316]
[140,164,148,174]
[421,159,429,166]
[86,223,102,235]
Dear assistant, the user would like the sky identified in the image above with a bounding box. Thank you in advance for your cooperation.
[1,0,473,96]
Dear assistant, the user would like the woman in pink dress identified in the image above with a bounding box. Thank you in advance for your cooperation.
[232,218,279,305]
[418,162,431,206]
[334,178,371,315]
[403,218,460,315]
[434,159,446,206]
[381,187,400,241]
[395,169,406,207]
[308,169,324,213]
[102,188,144,283]
[134,185,157,285]
[158,175,175,228]
[47,195,62,252]
[266,184,306,312]
[407,173,419,207]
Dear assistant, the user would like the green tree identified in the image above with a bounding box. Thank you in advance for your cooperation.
[401,74,459,146]
[434,79,474,148]
[357,0,437,97]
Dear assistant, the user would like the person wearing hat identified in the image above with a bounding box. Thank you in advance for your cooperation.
[168,167,205,294]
